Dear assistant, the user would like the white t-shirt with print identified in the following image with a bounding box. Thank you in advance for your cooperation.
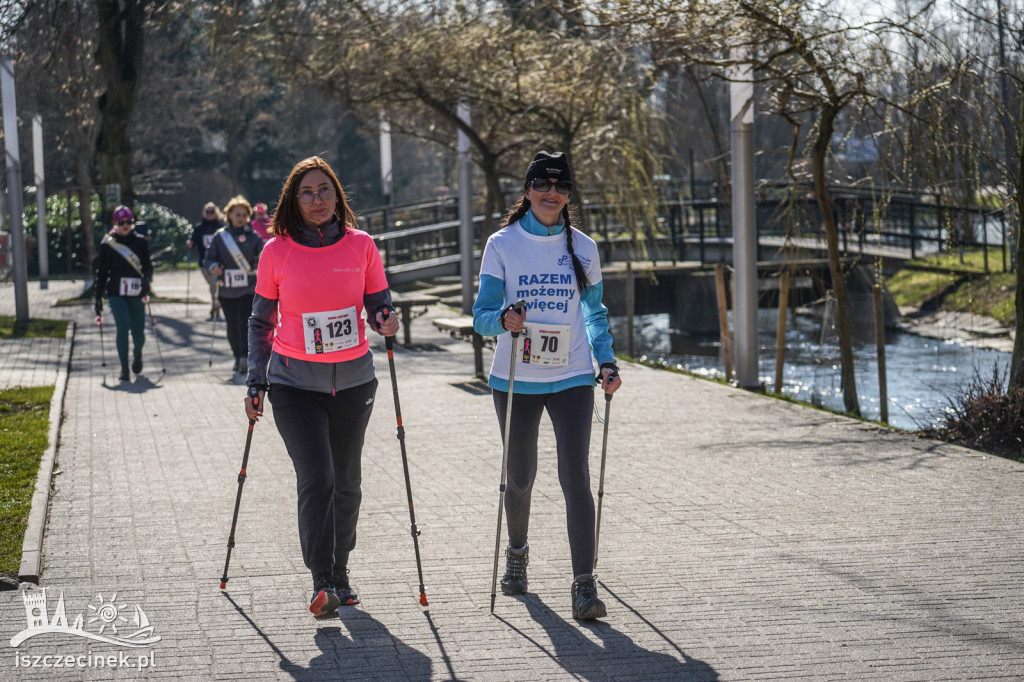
[479,221,602,384]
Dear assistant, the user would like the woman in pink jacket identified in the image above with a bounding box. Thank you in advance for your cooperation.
[243,156,400,618]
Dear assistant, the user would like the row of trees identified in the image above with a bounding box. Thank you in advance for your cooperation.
[1,0,1021,412]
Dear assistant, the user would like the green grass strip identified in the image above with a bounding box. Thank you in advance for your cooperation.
[0,316,68,339]
[0,385,55,579]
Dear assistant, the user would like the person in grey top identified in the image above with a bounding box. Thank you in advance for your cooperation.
[204,195,265,374]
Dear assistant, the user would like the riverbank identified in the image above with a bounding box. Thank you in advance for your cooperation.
[899,308,1016,353]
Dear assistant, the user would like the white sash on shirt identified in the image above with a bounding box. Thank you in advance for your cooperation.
[218,229,254,275]
[101,234,144,276]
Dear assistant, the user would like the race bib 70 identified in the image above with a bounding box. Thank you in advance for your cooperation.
[520,323,571,366]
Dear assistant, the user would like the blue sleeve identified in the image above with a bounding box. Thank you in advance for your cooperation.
[581,282,615,365]
[473,274,508,337]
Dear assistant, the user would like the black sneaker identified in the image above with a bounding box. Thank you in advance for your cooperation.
[309,576,341,618]
[118,366,130,382]
[331,567,360,606]
[571,576,607,620]
[500,546,529,595]
[132,352,143,374]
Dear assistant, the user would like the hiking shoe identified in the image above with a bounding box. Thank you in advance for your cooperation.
[500,546,529,595]
[309,576,341,618]
[331,567,360,606]
[118,365,130,382]
[132,352,143,374]
[571,576,607,620]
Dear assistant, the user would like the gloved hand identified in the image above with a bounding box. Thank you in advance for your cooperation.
[94,299,103,316]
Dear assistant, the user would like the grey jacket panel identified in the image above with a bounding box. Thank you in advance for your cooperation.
[203,224,264,298]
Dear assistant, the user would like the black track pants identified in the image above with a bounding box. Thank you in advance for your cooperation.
[270,379,377,578]
[219,293,253,360]
[492,385,596,577]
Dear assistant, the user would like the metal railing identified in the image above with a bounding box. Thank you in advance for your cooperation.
[362,185,1011,279]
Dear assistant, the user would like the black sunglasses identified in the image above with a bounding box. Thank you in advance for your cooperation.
[529,178,572,195]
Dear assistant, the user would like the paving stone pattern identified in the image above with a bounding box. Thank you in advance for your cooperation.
[1,272,1023,680]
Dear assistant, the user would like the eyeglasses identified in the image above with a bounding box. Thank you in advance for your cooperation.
[298,186,336,204]
[529,178,572,195]
[116,220,133,226]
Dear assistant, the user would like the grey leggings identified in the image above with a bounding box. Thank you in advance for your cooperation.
[492,384,596,577]
[270,379,377,579]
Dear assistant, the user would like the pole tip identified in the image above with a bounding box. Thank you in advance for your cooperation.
[419,592,429,606]
[490,593,496,613]
[219,581,226,590]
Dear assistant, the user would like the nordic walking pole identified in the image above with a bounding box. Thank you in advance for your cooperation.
[208,282,219,367]
[184,249,191,319]
[593,367,617,570]
[146,299,167,374]
[221,393,259,590]
[382,309,429,606]
[96,316,106,367]
[490,299,526,614]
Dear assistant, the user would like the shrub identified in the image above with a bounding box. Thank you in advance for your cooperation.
[18,194,191,274]
[919,365,1024,461]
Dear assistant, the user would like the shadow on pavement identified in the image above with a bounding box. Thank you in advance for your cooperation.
[100,374,164,393]
[223,593,433,680]
[498,590,718,681]
[422,608,468,681]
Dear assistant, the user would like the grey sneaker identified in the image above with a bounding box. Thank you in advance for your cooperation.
[331,567,360,605]
[500,546,529,595]
[571,576,607,620]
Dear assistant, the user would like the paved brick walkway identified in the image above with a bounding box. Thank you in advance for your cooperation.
[1,270,1023,680]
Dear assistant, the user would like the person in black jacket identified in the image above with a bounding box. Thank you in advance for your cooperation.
[204,195,265,375]
[187,201,224,320]
[94,206,153,382]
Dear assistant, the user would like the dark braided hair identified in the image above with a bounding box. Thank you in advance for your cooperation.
[501,195,590,293]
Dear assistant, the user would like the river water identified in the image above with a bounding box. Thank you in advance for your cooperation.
[609,311,1011,432]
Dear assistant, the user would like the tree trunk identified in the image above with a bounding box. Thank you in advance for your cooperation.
[479,150,504,247]
[94,0,146,216]
[72,124,98,270]
[1010,88,1024,390]
[814,106,860,415]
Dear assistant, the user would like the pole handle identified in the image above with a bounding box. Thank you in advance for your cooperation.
[382,308,394,351]
[509,299,526,339]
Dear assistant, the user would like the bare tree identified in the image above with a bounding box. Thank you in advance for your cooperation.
[94,0,147,215]
[11,0,102,267]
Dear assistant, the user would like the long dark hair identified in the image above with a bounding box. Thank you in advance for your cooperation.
[270,156,357,239]
[501,196,590,292]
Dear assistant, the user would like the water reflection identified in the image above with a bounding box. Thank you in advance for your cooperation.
[610,311,1010,432]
